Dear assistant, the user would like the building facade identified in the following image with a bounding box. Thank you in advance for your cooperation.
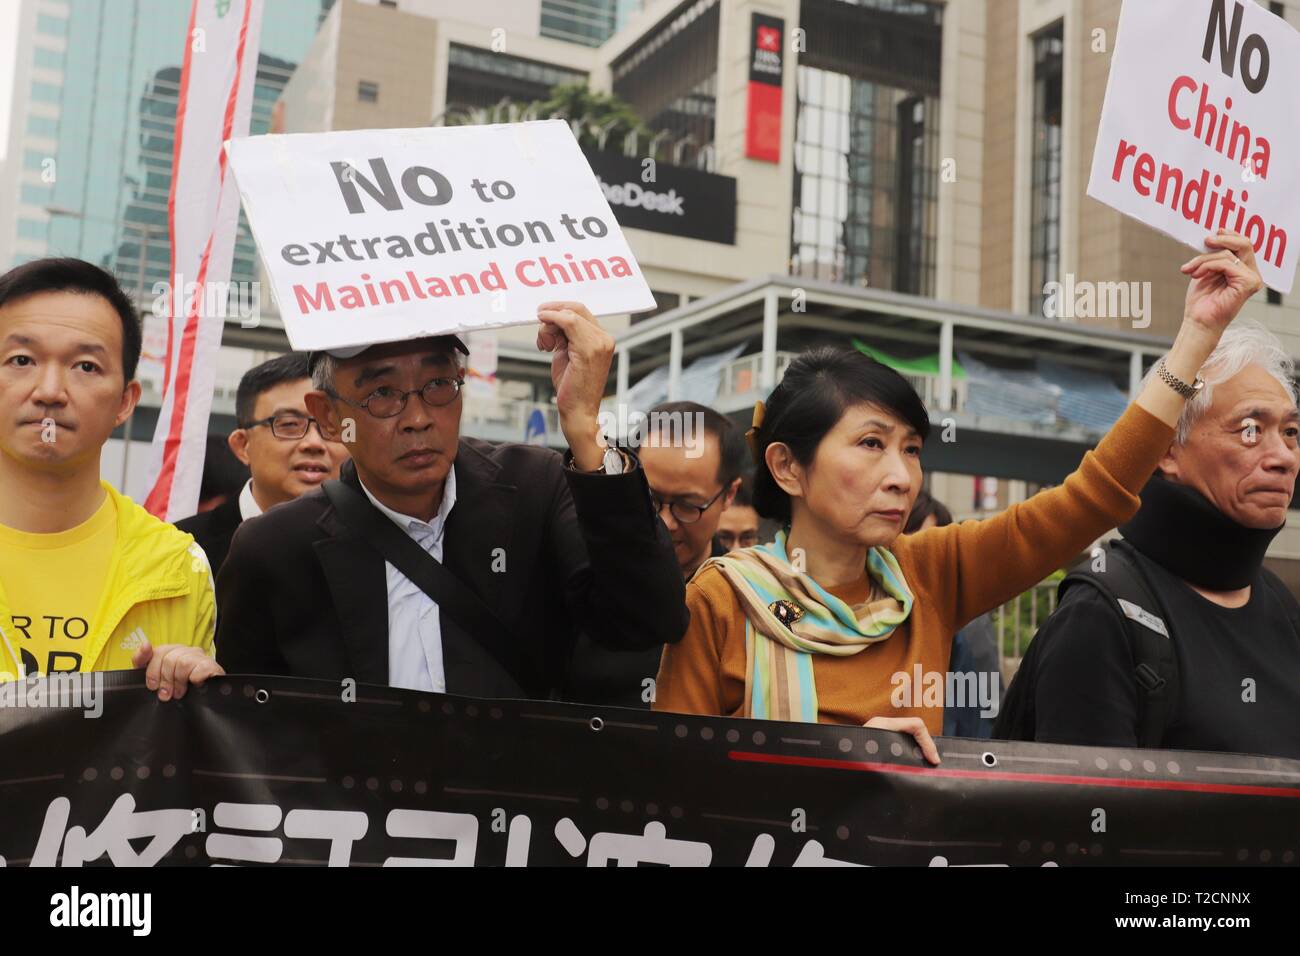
[5,0,1298,577]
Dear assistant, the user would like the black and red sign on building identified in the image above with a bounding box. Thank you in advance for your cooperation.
[744,13,785,163]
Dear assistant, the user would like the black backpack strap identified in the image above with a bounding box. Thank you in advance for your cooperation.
[1059,542,1178,749]
[322,479,537,694]
[1259,570,1300,638]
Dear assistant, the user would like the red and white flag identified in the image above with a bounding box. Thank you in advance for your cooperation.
[144,0,264,520]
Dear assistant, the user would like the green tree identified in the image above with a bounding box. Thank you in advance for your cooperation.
[529,83,649,155]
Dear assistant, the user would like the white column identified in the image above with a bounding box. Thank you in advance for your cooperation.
[938,320,954,412]
[668,329,683,401]
[1129,350,1143,400]
[761,287,778,389]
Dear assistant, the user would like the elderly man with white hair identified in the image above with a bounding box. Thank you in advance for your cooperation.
[999,320,1300,759]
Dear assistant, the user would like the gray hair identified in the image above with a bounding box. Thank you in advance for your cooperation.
[310,346,467,393]
[310,353,338,392]
[1142,319,1299,445]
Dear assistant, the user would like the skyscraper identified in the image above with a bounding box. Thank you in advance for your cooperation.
[0,0,324,294]
[540,0,638,47]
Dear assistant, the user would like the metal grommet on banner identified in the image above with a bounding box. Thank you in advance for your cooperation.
[589,717,604,732]
[981,751,998,768]
[255,688,271,704]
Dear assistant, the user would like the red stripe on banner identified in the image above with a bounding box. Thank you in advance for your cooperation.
[145,0,252,517]
[161,0,199,400]
[727,750,1300,800]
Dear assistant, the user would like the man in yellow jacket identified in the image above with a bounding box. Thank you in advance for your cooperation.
[0,258,218,699]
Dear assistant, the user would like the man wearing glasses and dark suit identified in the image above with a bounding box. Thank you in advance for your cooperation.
[202,301,688,702]
[176,352,350,577]
[564,400,748,707]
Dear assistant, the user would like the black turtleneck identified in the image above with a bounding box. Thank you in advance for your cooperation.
[1118,476,1284,591]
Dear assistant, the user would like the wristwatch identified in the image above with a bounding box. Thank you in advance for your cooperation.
[1156,359,1205,399]
[568,446,627,476]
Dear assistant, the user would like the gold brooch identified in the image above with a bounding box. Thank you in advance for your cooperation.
[768,599,804,630]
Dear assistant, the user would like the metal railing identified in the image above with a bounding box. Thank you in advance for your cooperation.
[993,576,1060,672]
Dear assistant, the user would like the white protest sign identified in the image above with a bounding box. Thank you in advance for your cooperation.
[1087,0,1299,293]
[226,120,657,351]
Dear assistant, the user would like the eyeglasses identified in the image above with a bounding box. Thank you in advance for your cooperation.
[243,414,326,440]
[649,485,728,525]
[325,377,464,419]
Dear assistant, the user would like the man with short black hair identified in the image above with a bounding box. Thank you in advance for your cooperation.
[564,400,746,707]
[177,352,349,576]
[0,257,217,699]
[639,400,748,578]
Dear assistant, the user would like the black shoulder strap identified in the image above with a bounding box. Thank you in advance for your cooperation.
[1060,542,1178,749]
[322,479,536,694]
[1259,570,1300,637]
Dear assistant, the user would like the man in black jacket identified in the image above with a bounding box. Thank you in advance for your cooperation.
[1016,322,1300,760]
[177,352,348,576]
[212,301,687,699]
[563,400,746,707]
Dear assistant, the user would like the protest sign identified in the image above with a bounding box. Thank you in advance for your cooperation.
[1087,0,1299,293]
[226,120,656,351]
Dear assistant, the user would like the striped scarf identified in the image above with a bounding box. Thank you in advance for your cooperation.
[699,529,913,723]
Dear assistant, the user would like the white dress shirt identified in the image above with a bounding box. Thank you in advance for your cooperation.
[237,480,264,521]
[357,468,457,692]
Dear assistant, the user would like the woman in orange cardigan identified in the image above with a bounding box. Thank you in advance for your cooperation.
[654,231,1264,762]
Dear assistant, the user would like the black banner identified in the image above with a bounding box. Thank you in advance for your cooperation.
[584,148,737,246]
[1,671,1297,867]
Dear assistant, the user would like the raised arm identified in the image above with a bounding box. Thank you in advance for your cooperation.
[897,230,1264,632]
[536,300,687,652]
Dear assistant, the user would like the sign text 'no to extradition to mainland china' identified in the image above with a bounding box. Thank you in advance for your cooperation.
[226,121,656,352]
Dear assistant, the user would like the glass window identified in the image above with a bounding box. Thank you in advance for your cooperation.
[789,0,942,294]
[18,219,48,240]
[1030,22,1064,318]
[23,150,49,171]
[30,81,62,104]
[21,184,52,205]
[358,80,379,103]
[34,48,64,70]
[36,14,68,37]
[444,43,588,114]
[792,69,939,294]
[27,115,58,137]
[540,0,618,47]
